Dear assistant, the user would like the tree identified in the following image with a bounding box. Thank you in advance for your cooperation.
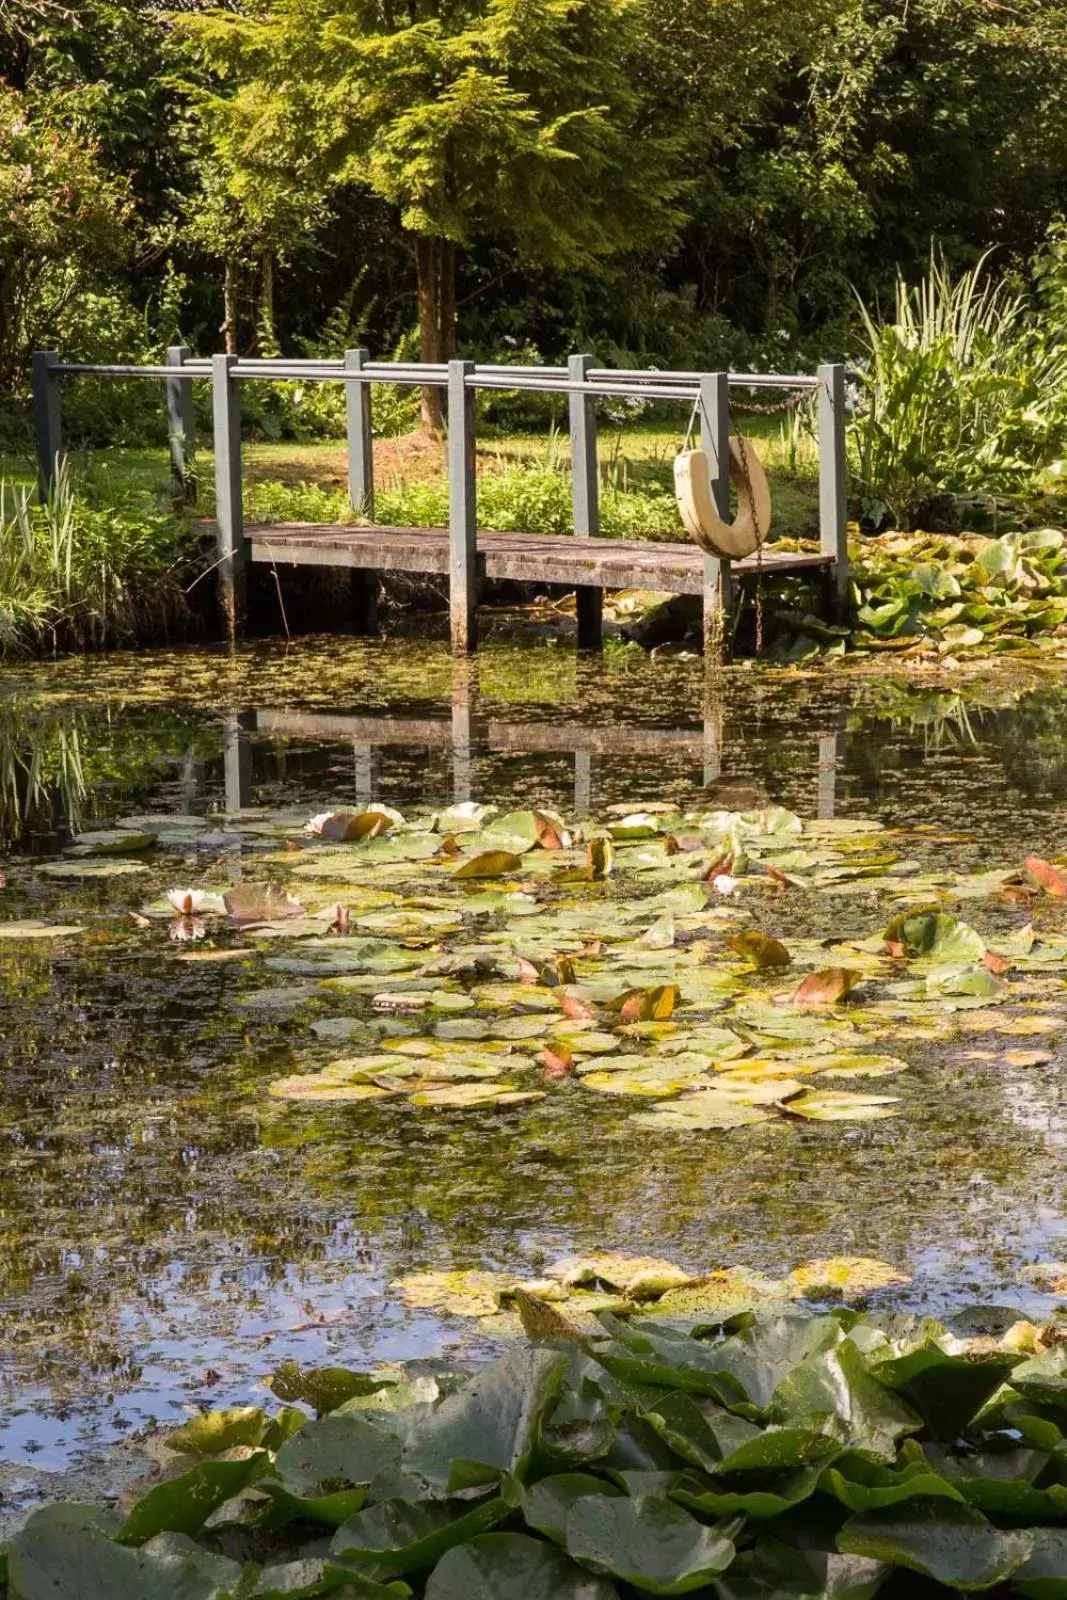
[0,84,131,391]
[176,0,684,430]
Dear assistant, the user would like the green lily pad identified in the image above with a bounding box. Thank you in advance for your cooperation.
[836,1496,1033,1590]
[562,1491,738,1594]
[424,1532,617,1599]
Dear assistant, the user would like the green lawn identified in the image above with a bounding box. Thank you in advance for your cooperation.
[1,412,821,541]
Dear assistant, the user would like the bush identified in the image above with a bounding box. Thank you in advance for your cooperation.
[848,250,1067,530]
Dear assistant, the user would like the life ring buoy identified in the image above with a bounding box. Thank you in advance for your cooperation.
[673,436,772,560]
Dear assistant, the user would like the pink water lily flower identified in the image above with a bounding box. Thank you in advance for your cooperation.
[712,873,738,897]
[167,888,207,915]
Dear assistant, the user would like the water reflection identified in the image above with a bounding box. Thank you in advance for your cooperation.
[1,642,1067,1472]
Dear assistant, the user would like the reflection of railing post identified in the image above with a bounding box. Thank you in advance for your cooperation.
[569,353,602,650]
[574,749,592,815]
[703,670,724,786]
[212,353,246,642]
[32,350,62,500]
[166,345,196,505]
[817,730,841,819]
[223,714,253,813]
[346,347,380,633]
[700,372,733,664]
[451,661,473,802]
[448,360,477,654]
[354,742,377,804]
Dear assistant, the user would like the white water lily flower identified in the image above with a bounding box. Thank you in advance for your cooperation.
[713,874,738,897]
[167,888,207,916]
[304,811,335,836]
[168,915,206,942]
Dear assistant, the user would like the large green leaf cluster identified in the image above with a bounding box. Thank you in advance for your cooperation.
[9,1308,1067,1597]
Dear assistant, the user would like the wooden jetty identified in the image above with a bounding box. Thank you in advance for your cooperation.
[33,350,849,659]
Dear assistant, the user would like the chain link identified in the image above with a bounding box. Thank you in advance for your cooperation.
[729,385,812,416]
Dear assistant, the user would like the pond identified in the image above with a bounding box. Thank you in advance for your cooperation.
[3,638,1067,1494]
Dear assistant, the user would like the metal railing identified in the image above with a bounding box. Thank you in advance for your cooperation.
[31,348,847,657]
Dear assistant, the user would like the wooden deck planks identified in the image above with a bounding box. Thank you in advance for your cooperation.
[246,522,833,599]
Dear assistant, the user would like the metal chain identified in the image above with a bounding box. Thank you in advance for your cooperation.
[729,385,811,416]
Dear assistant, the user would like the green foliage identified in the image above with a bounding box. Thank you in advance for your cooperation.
[0,463,197,652]
[11,1310,1067,1597]
[848,251,1067,530]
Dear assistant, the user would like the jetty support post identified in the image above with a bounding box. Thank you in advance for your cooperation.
[448,359,477,654]
[818,361,849,615]
[32,350,62,500]
[345,346,379,632]
[569,353,602,649]
[700,372,733,664]
[166,345,197,506]
[212,353,246,642]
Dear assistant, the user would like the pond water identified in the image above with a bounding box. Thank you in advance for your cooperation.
[3,638,1067,1486]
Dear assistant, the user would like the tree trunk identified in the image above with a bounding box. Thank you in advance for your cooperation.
[258,250,279,357]
[222,258,238,355]
[415,235,457,435]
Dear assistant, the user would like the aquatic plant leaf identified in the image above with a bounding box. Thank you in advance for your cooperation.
[882,909,985,962]
[117,1456,262,1542]
[37,858,150,878]
[317,812,394,842]
[331,1491,515,1575]
[773,1337,921,1461]
[1024,856,1067,898]
[70,828,157,855]
[783,1091,901,1122]
[615,985,679,1023]
[730,932,792,970]
[870,1345,1021,1438]
[269,1363,400,1415]
[408,1082,519,1108]
[7,1518,242,1600]
[523,1474,623,1545]
[224,885,304,924]
[792,969,860,1007]
[454,851,524,880]
[581,1066,705,1097]
[424,1532,617,1599]
[251,1558,409,1597]
[1013,1528,1067,1599]
[836,1497,1033,1590]
[548,1254,694,1298]
[562,1491,738,1594]
[390,1271,520,1318]
[654,1269,793,1319]
[272,1413,402,1503]
[631,1097,771,1130]
[167,1406,266,1456]
[789,1259,911,1300]
[586,837,615,880]
[403,1347,570,1490]
[821,1462,964,1514]
[715,1536,889,1600]
[0,918,86,938]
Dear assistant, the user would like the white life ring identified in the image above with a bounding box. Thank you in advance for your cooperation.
[673,436,772,560]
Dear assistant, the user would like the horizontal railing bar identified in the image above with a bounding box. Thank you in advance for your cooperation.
[466,374,698,400]
[51,358,821,392]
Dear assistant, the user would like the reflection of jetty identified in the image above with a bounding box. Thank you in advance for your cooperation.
[35,352,847,661]
[224,684,845,818]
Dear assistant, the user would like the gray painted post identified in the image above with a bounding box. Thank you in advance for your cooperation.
[447,359,477,654]
[354,743,377,804]
[212,353,246,641]
[345,347,374,516]
[817,732,839,820]
[699,372,732,662]
[32,350,62,499]
[569,353,602,649]
[345,348,379,632]
[817,362,849,611]
[166,345,196,505]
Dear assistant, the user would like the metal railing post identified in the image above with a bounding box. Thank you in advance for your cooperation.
[166,345,196,504]
[448,360,477,654]
[818,362,849,612]
[212,353,246,641]
[345,347,374,517]
[699,372,732,663]
[569,353,602,649]
[32,350,62,499]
